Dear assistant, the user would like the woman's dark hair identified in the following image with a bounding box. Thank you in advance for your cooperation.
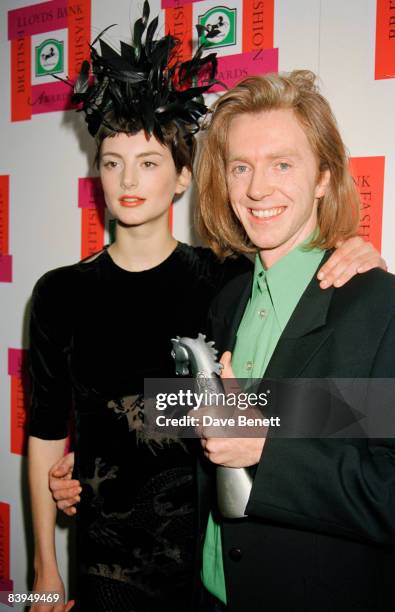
[94,114,195,173]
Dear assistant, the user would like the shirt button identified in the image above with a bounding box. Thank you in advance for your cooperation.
[258,309,267,319]
[245,361,254,372]
[229,547,243,562]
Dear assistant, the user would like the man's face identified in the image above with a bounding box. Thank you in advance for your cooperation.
[225,108,330,267]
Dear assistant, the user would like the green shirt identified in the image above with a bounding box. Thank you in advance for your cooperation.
[201,240,325,603]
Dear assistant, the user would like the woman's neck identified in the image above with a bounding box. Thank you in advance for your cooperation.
[108,221,177,272]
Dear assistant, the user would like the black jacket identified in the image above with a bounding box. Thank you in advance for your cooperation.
[198,261,395,612]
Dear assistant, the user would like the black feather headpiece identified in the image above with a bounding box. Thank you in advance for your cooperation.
[61,0,219,141]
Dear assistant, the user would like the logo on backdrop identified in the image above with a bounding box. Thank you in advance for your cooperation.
[8,348,30,456]
[198,48,278,92]
[242,0,274,52]
[164,1,193,63]
[375,0,395,79]
[35,38,64,76]
[0,502,13,602]
[0,176,12,283]
[198,6,237,48]
[349,156,385,252]
[8,0,91,121]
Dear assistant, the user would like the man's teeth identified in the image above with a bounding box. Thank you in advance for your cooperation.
[250,207,284,218]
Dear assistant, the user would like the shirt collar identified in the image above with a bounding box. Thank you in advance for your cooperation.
[251,235,325,330]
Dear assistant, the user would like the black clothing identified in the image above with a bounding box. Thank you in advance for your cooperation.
[29,244,251,612]
[199,263,395,612]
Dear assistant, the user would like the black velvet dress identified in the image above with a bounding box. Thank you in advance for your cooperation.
[29,243,251,612]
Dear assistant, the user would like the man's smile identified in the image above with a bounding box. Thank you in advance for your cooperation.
[248,206,286,220]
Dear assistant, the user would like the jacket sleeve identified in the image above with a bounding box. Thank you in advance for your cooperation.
[246,314,395,546]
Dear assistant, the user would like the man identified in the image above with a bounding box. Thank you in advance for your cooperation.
[195,70,395,612]
[48,71,392,611]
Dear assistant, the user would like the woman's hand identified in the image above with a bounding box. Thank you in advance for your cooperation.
[317,237,387,289]
[30,569,74,611]
[49,452,81,516]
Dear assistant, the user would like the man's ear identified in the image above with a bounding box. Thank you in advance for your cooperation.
[175,167,192,195]
[315,168,331,199]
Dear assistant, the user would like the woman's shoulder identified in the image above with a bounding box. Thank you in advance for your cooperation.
[32,250,106,299]
[176,243,253,283]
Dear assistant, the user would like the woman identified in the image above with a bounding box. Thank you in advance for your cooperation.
[28,4,384,612]
[28,7,251,611]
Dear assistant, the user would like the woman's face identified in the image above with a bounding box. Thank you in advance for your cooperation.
[99,131,191,228]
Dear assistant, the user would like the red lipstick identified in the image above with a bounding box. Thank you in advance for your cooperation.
[119,195,146,208]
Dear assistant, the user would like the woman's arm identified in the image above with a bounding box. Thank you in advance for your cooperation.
[28,436,74,611]
[317,236,387,288]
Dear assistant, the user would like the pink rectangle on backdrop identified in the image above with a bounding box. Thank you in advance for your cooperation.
[8,0,67,40]
[78,177,106,209]
[0,255,12,283]
[161,0,199,8]
[0,581,14,607]
[30,81,74,115]
[8,348,26,377]
[200,48,278,92]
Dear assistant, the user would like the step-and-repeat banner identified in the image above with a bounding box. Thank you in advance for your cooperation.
[0,0,394,605]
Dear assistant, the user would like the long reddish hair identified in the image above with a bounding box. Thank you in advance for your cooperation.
[196,70,360,257]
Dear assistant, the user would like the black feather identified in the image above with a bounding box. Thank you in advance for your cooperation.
[91,23,117,48]
[69,1,221,139]
[74,60,90,94]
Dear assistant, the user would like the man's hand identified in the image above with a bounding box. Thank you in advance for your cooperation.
[201,436,265,467]
[200,351,266,467]
[49,452,80,516]
[317,236,386,289]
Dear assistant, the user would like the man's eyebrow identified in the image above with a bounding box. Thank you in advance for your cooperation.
[226,150,301,163]
[266,150,301,160]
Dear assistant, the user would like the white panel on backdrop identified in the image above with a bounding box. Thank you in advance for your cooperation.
[381,154,395,272]
[274,0,321,73]
[1,1,395,609]
[91,0,164,52]
[319,0,395,271]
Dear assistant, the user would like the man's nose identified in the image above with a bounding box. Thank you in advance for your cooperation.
[247,169,273,200]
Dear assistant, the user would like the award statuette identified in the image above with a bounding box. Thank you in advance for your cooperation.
[171,333,252,519]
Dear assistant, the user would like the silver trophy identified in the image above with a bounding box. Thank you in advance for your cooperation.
[171,333,252,519]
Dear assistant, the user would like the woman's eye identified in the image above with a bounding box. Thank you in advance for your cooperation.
[278,162,290,171]
[143,161,156,168]
[103,160,118,169]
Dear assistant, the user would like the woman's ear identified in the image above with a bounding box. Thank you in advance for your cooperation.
[175,167,192,195]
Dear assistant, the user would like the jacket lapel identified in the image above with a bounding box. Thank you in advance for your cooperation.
[225,275,253,351]
[265,270,335,378]
[221,272,253,352]
[223,251,336,378]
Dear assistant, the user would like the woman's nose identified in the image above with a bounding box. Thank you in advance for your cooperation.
[121,167,138,190]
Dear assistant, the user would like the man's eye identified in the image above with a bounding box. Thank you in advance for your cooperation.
[233,165,249,175]
[143,161,156,168]
[278,162,290,171]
